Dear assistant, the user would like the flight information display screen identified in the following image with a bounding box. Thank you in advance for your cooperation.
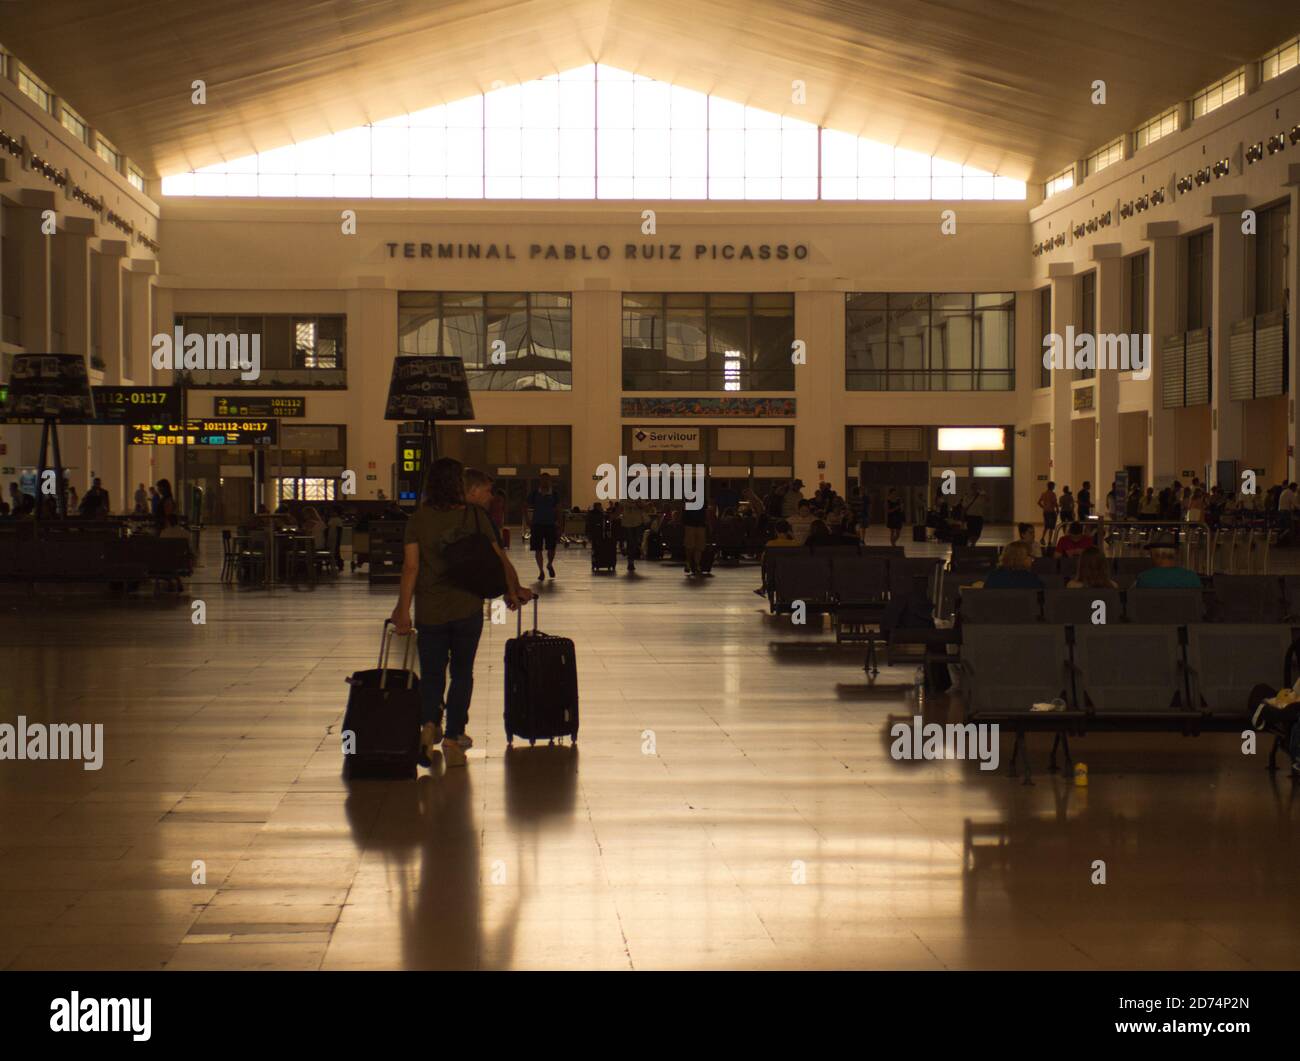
[128,419,278,446]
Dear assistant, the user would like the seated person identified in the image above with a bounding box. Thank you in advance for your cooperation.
[805,518,859,548]
[1134,543,1202,588]
[755,519,799,595]
[1067,546,1117,589]
[1017,522,1042,559]
[1054,522,1093,559]
[764,520,799,549]
[982,540,1043,589]
[788,501,815,545]
[158,514,193,592]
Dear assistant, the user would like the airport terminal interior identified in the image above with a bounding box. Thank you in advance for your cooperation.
[2,2,1300,972]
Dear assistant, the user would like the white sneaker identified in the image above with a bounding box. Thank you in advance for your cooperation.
[442,733,473,767]
[419,721,443,767]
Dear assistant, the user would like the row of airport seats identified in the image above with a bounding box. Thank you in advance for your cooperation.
[962,622,1298,779]
[958,575,1300,625]
[762,545,922,614]
[0,535,192,587]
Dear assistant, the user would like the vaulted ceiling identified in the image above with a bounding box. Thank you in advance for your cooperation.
[1,0,1296,182]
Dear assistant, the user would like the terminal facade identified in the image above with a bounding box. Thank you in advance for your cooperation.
[1,52,1298,527]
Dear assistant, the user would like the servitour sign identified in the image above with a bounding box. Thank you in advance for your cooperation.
[631,426,700,451]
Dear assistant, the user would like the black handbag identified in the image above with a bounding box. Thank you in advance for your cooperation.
[443,506,508,599]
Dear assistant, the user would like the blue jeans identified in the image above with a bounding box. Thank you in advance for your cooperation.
[416,613,484,738]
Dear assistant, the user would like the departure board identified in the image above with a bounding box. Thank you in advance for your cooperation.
[128,419,278,446]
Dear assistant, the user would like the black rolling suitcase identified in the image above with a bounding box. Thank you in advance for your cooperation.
[341,620,421,778]
[591,534,618,572]
[504,598,579,746]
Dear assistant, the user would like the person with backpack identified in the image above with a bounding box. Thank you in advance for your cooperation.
[391,458,530,768]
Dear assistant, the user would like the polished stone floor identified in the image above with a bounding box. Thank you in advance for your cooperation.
[2,526,1298,971]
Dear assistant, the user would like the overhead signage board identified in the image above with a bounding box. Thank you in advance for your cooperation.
[3,354,95,421]
[215,395,305,418]
[1,385,180,425]
[384,356,475,421]
[129,419,278,447]
[631,426,701,451]
[89,386,181,425]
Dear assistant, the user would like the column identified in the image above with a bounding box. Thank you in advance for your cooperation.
[1209,195,1248,479]
[1285,165,1300,480]
[794,287,843,491]
[1047,263,1076,488]
[17,188,54,352]
[347,282,397,501]
[571,284,621,508]
[1092,244,1123,497]
[57,219,98,500]
[1145,222,1180,484]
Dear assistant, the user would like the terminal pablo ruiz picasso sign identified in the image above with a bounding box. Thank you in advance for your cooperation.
[385,240,810,262]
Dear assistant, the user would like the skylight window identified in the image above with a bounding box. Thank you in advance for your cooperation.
[162,65,1026,201]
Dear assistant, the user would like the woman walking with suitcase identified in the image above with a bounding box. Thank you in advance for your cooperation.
[391,458,530,767]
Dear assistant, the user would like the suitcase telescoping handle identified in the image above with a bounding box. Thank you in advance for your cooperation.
[516,595,539,637]
[380,619,417,689]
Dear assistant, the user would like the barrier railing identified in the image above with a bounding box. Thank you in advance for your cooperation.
[1085,516,1274,575]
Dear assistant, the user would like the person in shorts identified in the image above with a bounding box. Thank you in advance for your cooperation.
[1038,481,1059,547]
[527,474,561,581]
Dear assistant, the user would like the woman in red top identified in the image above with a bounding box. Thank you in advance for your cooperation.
[1055,522,1095,559]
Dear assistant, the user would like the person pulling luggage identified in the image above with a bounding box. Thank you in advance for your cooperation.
[391,458,532,768]
[620,499,648,573]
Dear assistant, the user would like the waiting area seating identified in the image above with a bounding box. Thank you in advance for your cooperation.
[961,621,1297,781]
[0,521,193,589]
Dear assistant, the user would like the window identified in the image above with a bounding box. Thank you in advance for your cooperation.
[1134,108,1178,151]
[127,167,145,192]
[1127,252,1148,338]
[18,68,51,112]
[162,64,1025,201]
[1191,70,1246,119]
[97,138,122,171]
[1084,138,1123,177]
[398,292,571,390]
[173,313,347,387]
[1252,203,1290,316]
[1262,35,1300,81]
[621,292,794,391]
[61,106,89,145]
[1044,167,1074,198]
[1077,272,1096,380]
[1185,230,1213,331]
[275,478,337,503]
[845,292,1014,392]
[1038,286,1052,388]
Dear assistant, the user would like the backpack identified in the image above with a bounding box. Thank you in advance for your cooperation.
[443,507,507,599]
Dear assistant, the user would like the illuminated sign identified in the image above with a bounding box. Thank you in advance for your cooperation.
[1,385,179,425]
[936,428,1006,451]
[89,386,181,424]
[214,396,305,418]
[129,419,278,446]
[396,432,425,503]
